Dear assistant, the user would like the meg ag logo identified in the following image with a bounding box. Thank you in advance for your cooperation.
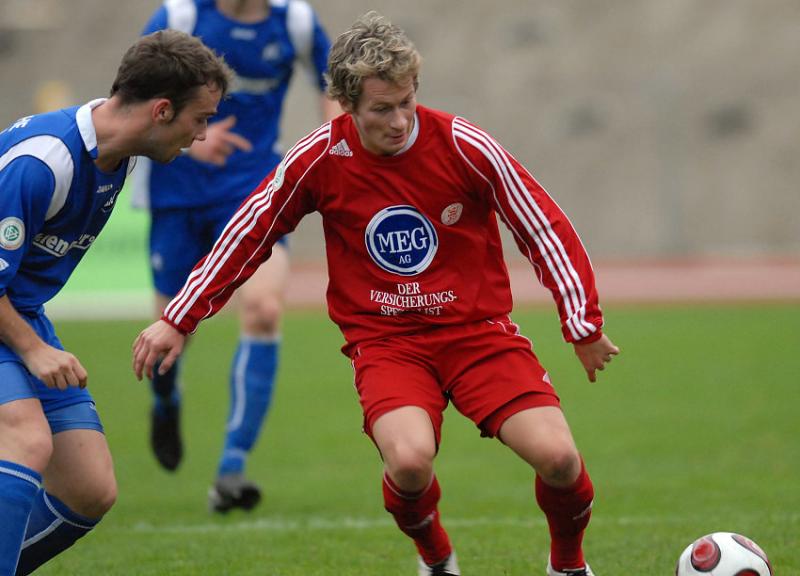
[365,205,438,276]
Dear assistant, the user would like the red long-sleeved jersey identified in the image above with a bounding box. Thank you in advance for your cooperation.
[164,105,603,353]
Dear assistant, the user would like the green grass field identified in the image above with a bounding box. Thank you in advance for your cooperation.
[34,304,800,575]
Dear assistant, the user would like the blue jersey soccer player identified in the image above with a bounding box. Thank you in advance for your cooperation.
[132,0,339,512]
[0,31,231,575]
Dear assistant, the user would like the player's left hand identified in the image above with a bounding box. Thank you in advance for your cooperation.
[573,334,620,383]
[132,320,186,381]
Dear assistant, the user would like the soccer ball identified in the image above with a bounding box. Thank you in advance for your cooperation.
[675,532,772,576]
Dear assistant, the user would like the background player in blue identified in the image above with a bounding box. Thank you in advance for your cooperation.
[132,0,339,512]
[0,30,231,575]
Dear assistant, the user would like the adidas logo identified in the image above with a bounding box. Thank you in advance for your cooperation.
[329,138,353,157]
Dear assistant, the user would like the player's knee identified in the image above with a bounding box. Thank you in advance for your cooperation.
[382,443,435,491]
[240,294,283,335]
[19,427,54,473]
[69,473,118,519]
[0,417,53,472]
[536,447,581,487]
[92,477,118,517]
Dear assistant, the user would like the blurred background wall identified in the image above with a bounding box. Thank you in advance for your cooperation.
[1,0,798,263]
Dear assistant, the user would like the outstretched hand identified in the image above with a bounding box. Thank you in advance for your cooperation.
[132,320,186,381]
[187,115,253,166]
[573,333,620,383]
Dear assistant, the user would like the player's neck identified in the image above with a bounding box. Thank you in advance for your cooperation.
[216,0,269,23]
[90,98,136,173]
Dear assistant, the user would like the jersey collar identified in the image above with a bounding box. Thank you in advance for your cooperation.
[76,98,107,160]
[393,112,419,156]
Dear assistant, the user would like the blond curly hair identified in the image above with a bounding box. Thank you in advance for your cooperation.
[326,11,422,107]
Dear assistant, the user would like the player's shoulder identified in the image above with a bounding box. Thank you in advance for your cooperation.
[414,105,467,151]
[281,120,334,171]
[158,0,202,34]
[270,0,316,13]
[446,111,500,151]
[418,105,456,123]
[173,0,208,11]
[161,0,205,15]
[0,108,80,166]
[274,0,320,41]
[417,105,460,135]
[419,106,483,135]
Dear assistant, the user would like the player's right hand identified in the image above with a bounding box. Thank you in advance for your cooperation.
[187,115,253,166]
[23,345,88,390]
[573,333,620,383]
[132,320,186,381]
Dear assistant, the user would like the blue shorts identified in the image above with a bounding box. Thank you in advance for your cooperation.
[0,312,103,434]
[150,199,289,297]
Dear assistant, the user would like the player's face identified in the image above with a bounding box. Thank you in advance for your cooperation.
[151,84,221,162]
[346,76,416,156]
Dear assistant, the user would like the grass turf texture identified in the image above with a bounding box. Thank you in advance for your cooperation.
[34,304,799,574]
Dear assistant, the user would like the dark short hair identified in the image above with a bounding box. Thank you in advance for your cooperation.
[110,30,233,116]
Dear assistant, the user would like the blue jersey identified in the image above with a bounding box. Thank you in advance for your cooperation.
[131,0,331,211]
[0,100,130,313]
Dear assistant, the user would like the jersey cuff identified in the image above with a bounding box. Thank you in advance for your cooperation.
[161,315,190,336]
[575,330,604,345]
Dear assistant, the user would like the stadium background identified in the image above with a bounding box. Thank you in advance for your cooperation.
[0,0,798,317]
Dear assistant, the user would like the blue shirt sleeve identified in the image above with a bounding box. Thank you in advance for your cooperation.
[142,5,169,34]
[309,14,331,91]
[0,156,55,296]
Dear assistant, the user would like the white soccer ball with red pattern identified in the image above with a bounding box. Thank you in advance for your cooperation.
[675,532,772,576]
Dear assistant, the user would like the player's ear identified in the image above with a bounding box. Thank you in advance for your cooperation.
[153,99,174,123]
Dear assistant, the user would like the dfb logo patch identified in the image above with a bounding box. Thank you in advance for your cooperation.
[365,205,438,276]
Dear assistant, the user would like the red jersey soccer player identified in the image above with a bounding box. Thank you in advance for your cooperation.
[133,12,619,576]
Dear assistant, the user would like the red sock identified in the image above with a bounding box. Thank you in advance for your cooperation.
[382,473,452,565]
[535,460,594,571]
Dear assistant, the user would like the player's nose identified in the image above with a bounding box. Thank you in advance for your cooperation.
[195,121,208,141]
[388,109,407,130]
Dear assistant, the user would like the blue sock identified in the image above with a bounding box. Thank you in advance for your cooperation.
[0,460,41,576]
[16,491,99,576]
[217,337,279,477]
[151,357,181,414]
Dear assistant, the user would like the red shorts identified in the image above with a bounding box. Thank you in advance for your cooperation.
[350,315,561,445]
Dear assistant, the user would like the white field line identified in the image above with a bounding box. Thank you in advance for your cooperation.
[126,512,799,535]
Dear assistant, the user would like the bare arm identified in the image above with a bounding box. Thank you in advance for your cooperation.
[573,333,620,383]
[0,295,87,389]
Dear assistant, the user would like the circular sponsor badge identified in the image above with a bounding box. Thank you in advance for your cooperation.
[0,217,25,250]
[365,205,438,276]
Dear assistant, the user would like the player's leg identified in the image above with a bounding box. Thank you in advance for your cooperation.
[146,209,203,471]
[499,406,594,575]
[372,407,457,573]
[444,318,593,575]
[209,241,289,513]
[16,404,116,576]
[354,339,457,573]
[148,290,184,471]
[0,386,51,576]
